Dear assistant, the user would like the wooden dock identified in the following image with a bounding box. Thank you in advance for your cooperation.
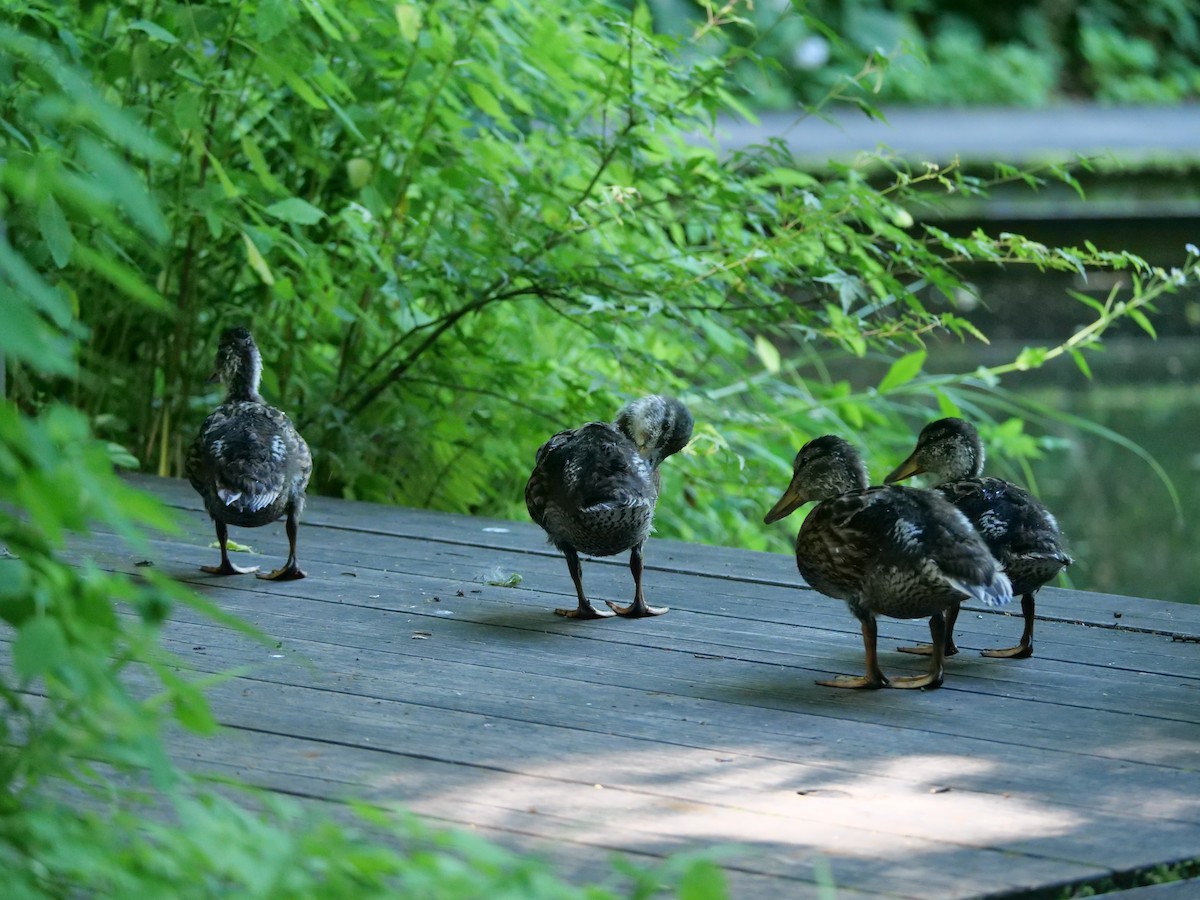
[71,475,1200,898]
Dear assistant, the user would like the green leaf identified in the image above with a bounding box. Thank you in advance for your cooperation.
[242,232,275,285]
[256,0,299,42]
[203,148,243,200]
[754,335,781,374]
[1068,348,1094,380]
[13,617,70,678]
[265,197,326,225]
[465,81,508,125]
[877,349,926,393]
[128,19,178,44]
[37,195,74,268]
[677,859,727,900]
[240,135,284,195]
[394,3,422,41]
[1128,308,1158,339]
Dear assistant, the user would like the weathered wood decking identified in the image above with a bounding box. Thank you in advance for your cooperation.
[70,475,1200,898]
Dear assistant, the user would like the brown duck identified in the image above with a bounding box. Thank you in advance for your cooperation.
[766,435,1012,689]
[525,396,693,619]
[186,327,312,580]
[885,417,1072,659]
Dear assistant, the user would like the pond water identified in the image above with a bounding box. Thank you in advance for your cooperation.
[1022,380,1199,605]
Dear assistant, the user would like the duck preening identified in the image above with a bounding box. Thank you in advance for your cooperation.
[885,417,1072,659]
[765,435,1012,689]
[525,395,693,619]
[186,327,312,580]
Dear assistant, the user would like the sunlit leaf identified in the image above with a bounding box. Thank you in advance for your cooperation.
[242,231,275,285]
[754,335,781,374]
[265,197,326,225]
[37,195,74,268]
[128,19,178,44]
[877,349,926,393]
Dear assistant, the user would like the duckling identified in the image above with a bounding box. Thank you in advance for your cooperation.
[525,396,693,619]
[185,327,312,580]
[885,417,1072,659]
[765,435,1012,689]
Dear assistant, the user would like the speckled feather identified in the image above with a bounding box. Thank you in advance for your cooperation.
[889,418,1072,597]
[798,484,1012,622]
[525,396,693,558]
[186,328,312,529]
[935,476,1072,596]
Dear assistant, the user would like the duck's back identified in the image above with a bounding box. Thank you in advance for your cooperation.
[798,485,1008,620]
[936,476,1071,594]
[526,423,657,557]
[187,400,312,527]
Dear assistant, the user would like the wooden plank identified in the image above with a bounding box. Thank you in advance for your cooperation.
[58,532,1200,758]
[121,473,1200,639]
[149,678,1116,900]
[43,474,1200,899]
[78,508,1200,679]
[123,618,1200,832]
[55,534,1200,775]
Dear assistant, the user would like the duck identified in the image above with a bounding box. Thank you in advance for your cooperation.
[185,327,312,580]
[765,435,1012,689]
[885,417,1072,659]
[525,396,694,619]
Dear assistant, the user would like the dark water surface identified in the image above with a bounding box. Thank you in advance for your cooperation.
[1021,381,1199,605]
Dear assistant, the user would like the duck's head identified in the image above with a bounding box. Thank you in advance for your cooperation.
[616,396,694,467]
[764,435,869,524]
[885,417,983,485]
[210,326,263,401]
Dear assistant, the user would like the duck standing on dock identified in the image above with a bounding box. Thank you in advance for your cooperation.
[525,396,693,620]
[885,417,1072,659]
[186,327,312,580]
[765,435,1012,689]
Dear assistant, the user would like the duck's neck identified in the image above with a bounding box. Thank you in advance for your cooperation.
[941,442,984,482]
[225,347,264,403]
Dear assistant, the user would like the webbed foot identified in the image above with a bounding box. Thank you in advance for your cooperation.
[555,603,615,620]
[201,561,260,576]
[981,642,1033,659]
[817,674,889,690]
[888,671,943,690]
[258,564,306,581]
[896,640,959,657]
[607,599,668,617]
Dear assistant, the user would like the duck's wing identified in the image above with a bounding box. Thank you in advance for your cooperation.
[939,477,1070,564]
[852,487,1012,608]
[190,403,304,514]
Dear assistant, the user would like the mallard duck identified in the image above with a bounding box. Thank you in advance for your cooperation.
[185,327,312,580]
[525,396,693,619]
[765,435,1012,689]
[885,417,1072,659]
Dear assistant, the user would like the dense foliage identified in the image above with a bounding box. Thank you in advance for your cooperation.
[649,0,1200,107]
[1,0,1196,893]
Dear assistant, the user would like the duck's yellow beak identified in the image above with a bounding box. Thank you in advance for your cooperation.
[884,453,924,484]
[764,479,809,524]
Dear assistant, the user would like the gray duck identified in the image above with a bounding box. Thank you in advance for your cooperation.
[885,417,1072,659]
[186,327,312,580]
[765,435,1012,689]
[525,395,693,619]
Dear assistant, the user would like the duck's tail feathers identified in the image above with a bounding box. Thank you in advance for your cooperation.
[217,484,280,513]
[949,570,1014,608]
